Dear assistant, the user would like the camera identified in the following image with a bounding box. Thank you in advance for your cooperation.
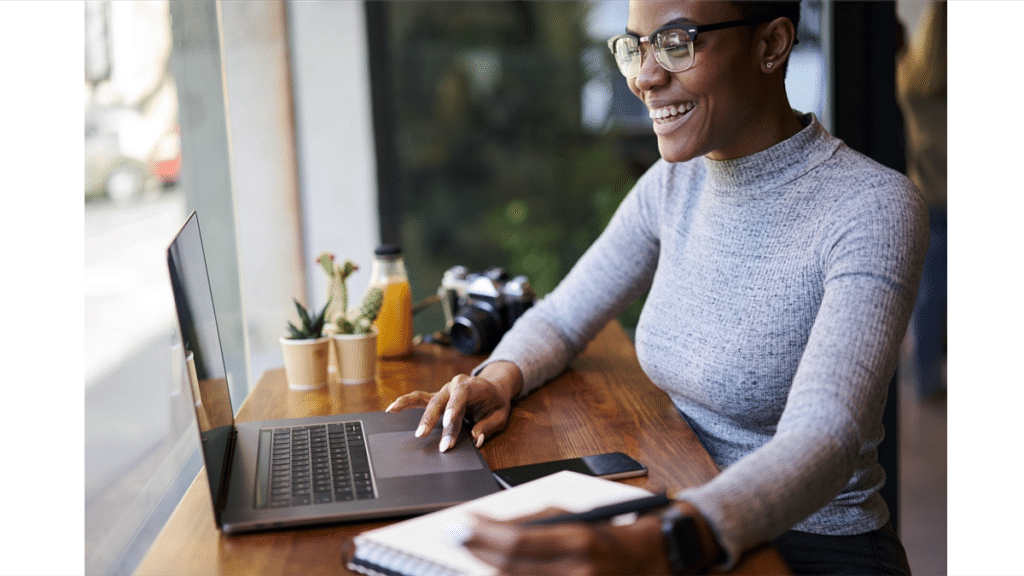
[440,266,536,355]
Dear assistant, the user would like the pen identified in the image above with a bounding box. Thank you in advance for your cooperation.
[524,493,672,526]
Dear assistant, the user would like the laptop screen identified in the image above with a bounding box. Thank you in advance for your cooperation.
[167,212,236,516]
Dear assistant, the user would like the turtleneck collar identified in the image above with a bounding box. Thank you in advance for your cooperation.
[702,113,840,199]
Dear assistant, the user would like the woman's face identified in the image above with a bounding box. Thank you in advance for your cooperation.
[626,1,769,162]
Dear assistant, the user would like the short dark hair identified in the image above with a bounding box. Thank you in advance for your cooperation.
[730,1,802,31]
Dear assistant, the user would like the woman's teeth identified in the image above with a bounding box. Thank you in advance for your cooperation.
[650,102,695,120]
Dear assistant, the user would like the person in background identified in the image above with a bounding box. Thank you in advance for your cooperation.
[388,1,928,573]
[898,1,947,401]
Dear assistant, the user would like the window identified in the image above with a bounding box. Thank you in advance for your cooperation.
[84,1,259,572]
[83,2,378,573]
[370,1,656,337]
[84,3,198,574]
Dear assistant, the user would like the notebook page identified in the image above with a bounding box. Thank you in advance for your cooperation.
[350,470,654,576]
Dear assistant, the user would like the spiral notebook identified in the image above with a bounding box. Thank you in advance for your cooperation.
[347,470,654,576]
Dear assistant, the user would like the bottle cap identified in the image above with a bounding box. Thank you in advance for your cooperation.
[375,244,402,257]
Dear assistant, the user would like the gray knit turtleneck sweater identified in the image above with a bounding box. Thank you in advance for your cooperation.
[476,113,928,567]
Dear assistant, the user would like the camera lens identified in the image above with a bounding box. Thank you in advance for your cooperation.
[450,305,501,355]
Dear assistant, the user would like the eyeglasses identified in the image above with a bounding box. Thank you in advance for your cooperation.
[607,18,772,78]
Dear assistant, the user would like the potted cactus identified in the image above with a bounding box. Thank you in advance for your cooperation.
[318,253,357,331]
[318,252,384,383]
[280,298,331,390]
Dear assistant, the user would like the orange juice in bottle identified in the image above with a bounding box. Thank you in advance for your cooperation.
[369,245,413,357]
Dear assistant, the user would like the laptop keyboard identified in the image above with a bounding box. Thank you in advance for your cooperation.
[256,421,377,508]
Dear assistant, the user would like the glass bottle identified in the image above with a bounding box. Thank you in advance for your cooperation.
[369,244,413,358]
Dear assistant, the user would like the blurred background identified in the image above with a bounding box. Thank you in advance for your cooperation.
[82,2,943,575]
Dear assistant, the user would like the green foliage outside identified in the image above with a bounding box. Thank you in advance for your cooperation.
[381,1,657,338]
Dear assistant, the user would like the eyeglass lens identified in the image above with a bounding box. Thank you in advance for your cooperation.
[610,28,695,78]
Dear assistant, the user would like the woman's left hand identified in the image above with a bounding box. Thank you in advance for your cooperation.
[461,510,671,576]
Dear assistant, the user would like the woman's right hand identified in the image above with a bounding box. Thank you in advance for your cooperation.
[385,361,523,452]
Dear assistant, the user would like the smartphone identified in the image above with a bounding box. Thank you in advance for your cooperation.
[492,452,647,489]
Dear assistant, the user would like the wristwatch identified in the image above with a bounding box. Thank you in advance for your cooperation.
[660,505,710,575]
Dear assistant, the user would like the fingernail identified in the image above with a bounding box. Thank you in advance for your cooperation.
[415,424,427,437]
[385,400,399,412]
[475,433,485,448]
[442,409,453,427]
[439,435,453,452]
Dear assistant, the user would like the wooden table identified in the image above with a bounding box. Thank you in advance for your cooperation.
[136,321,788,575]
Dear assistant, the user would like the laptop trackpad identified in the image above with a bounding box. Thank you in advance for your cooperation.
[368,431,484,479]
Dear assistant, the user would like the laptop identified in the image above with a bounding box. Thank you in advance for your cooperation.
[167,212,500,533]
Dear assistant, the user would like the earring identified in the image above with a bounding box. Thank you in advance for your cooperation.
[766,62,774,69]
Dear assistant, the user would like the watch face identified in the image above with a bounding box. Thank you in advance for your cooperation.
[663,510,702,573]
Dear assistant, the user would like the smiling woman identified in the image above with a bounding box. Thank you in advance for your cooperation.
[386,1,927,574]
[622,1,805,162]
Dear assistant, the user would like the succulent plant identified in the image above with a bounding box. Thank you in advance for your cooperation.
[286,298,330,340]
[317,251,384,335]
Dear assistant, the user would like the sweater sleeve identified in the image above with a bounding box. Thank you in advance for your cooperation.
[675,173,929,568]
[472,162,667,396]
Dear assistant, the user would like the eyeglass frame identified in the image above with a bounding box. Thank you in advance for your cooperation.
[606,17,797,77]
